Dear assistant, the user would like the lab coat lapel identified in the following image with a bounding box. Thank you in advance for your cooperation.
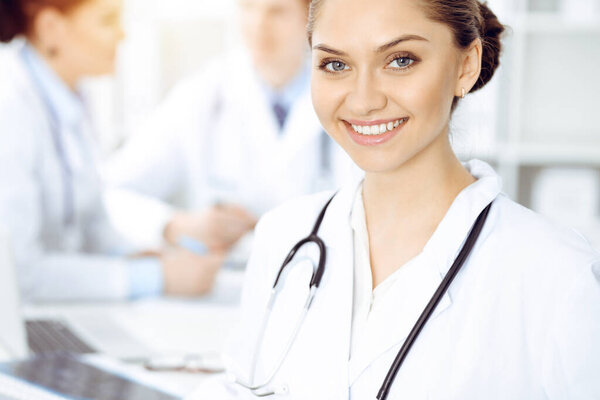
[348,161,502,385]
[308,181,360,395]
[256,183,358,398]
[348,251,446,385]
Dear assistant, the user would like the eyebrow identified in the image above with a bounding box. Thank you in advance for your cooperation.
[312,34,429,56]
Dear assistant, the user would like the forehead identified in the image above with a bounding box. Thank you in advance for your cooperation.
[239,0,305,10]
[312,0,452,51]
[74,0,122,13]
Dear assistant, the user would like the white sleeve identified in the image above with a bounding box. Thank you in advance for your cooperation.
[542,260,600,400]
[104,89,187,201]
[104,68,219,199]
[103,71,219,244]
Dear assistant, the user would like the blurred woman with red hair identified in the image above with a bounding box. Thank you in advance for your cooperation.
[0,0,220,301]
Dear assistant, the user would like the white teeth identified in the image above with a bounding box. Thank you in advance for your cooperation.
[350,118,406,135]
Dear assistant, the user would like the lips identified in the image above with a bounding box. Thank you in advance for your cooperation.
[344,117,409,146]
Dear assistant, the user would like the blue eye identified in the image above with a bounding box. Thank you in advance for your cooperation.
[389,57,414,69]
[324,61,348,72]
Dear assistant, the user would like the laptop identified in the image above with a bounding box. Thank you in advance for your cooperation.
[0,353,179,400]
[0,228,154,362]
[0,229,179,400]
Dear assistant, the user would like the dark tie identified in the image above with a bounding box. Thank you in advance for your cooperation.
[272,101,289,132]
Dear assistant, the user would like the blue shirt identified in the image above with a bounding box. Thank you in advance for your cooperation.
[259,63,311,124]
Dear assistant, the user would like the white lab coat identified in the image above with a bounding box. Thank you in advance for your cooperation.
[0,43,136,301]
[105,49,356,246]
[188,160,600,399]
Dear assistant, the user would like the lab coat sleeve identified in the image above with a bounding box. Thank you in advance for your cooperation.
[184,214,276,399]
[104,81,190,200]
[0,113,131,302]
[101,99,184,246]
[541,259,600,400]
[102,72,219,245]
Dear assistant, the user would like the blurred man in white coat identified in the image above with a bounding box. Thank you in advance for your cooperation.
[106,0,355,272]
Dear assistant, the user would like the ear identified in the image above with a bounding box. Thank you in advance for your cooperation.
[455,38,482,97]
[31,8,68,55]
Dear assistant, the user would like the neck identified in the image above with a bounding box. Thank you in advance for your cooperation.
[30,41,79,90]
[259,60,304,91]
[362,128,475,229]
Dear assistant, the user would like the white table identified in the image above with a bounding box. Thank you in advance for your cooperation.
[15,269,245,398]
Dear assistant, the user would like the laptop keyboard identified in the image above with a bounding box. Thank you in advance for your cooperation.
[26,319,96,355]
[0,354,179,400]
[0,373,68,400]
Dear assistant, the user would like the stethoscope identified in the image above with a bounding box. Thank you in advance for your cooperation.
[21,47,75,227]
[231,193,493,398]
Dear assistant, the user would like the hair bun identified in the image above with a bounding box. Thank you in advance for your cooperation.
[472,1,505,92]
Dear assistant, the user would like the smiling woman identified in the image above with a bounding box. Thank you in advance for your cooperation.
[185,0,600,399]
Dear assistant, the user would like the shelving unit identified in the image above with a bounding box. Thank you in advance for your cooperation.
[454,0,600,246]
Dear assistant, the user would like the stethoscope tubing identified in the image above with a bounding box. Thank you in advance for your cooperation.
[232,188,493,399]
[376,201,493,400]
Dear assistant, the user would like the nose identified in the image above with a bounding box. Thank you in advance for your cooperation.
[345,70,387,117]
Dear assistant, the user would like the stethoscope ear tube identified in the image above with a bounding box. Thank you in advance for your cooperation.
[376,202,493,400]
[272,193,336,289]
[233,194,337,396]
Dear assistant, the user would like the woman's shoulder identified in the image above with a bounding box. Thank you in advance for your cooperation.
[0,46,40,116]
[0,48,41,149]
[485,194,599,291]
[492,194,597,260]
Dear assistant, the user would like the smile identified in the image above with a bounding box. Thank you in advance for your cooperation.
[350,118,408,136]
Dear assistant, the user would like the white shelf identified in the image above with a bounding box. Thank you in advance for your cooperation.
[513,13,600,33]
[511,143,600,165]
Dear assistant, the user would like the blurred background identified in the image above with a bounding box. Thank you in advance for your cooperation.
[2,0,600,247]
[0,0,599,395]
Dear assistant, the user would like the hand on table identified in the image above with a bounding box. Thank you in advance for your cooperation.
[164,204,257,252]
[161,248,225,296]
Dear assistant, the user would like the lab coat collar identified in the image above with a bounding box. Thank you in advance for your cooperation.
[424,159,502,277]
[318,178,362,250]
[21,43,85,131]
[220,48,322,154]
[328,159,502,385]
[259,62,311,111]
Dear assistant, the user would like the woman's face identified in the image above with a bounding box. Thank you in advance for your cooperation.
[310,0,468,174]
[50,0,124,77]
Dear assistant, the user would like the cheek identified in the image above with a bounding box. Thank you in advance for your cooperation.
[311,76,340,132]
[398,63,455,127]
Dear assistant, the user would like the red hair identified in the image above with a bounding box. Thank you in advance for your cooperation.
[0,0,86,42]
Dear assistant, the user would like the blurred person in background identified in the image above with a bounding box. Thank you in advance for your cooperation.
[0,0,222,302]
[105,0,356,263]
